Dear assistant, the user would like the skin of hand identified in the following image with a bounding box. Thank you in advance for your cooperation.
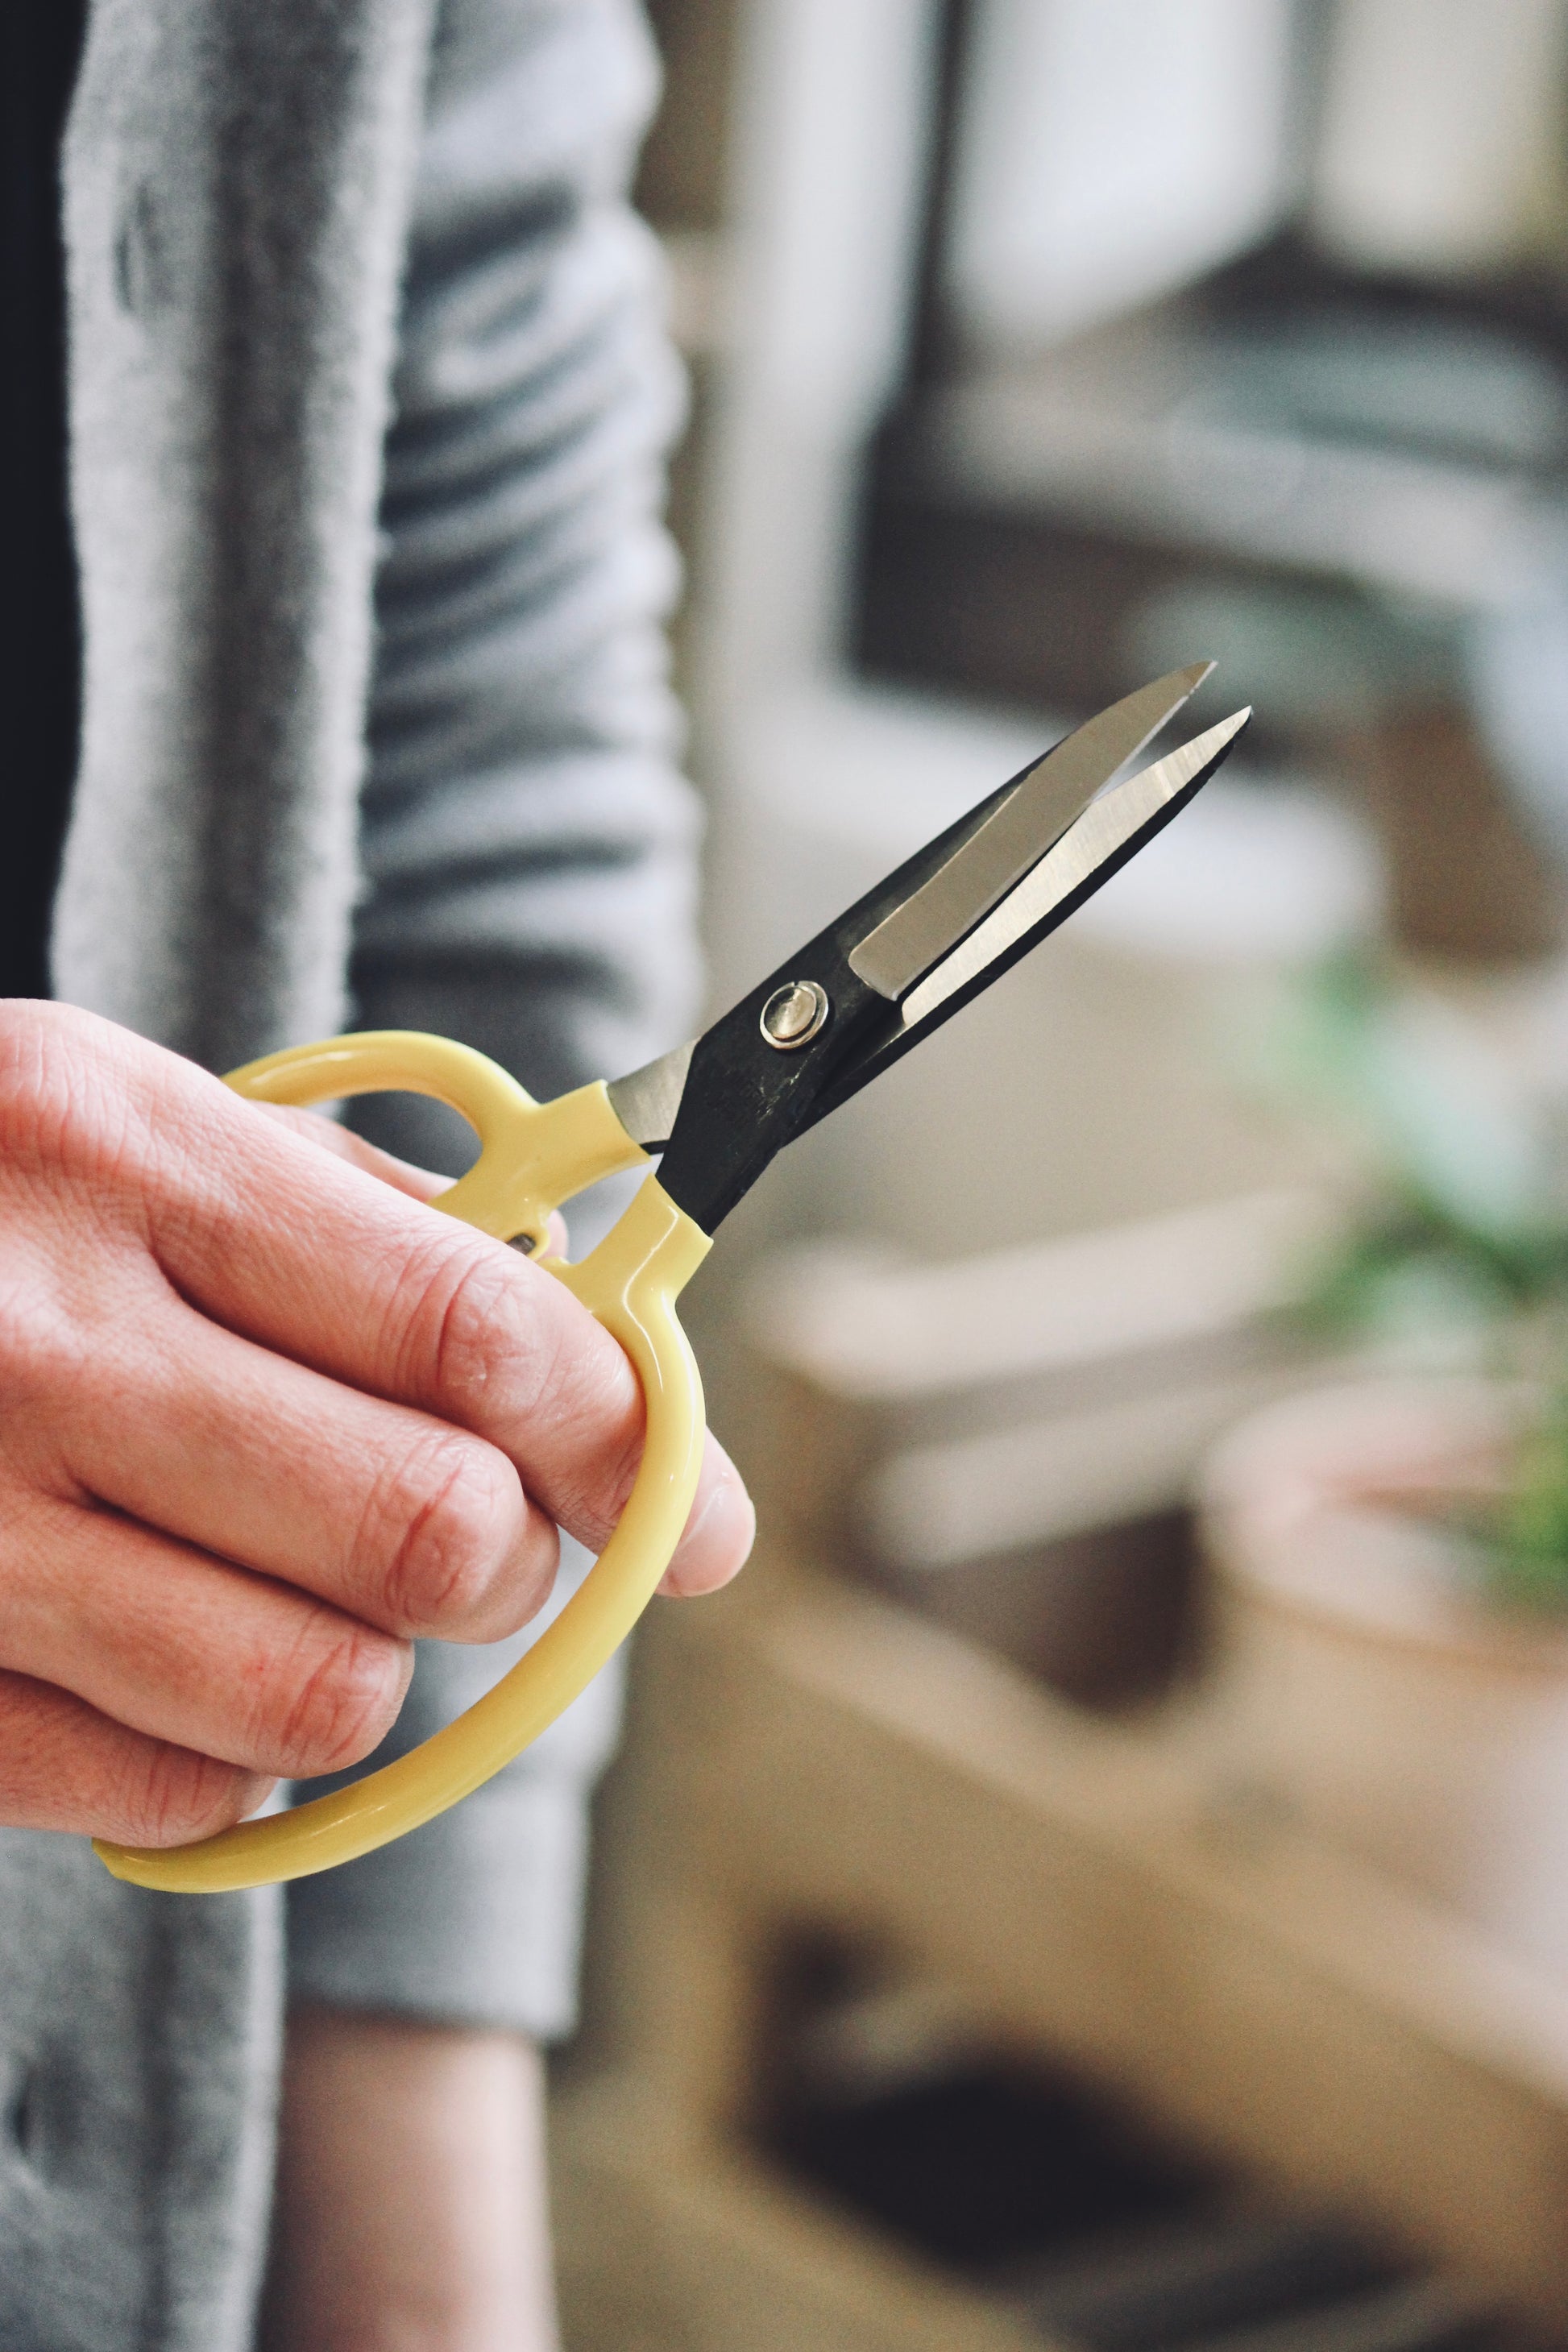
[0,1000,754,1844]
[260,2006,560,2352]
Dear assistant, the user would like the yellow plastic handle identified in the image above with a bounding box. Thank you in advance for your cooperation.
[93,1031,711,1894]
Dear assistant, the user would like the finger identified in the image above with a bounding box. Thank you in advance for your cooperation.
[137,1085,647,1545]
[252,1102,452,1203]
[253,1105,571,1253]
[14,1027,636,1612]
[31,1291,562,1643]
[658,1431,757,1597]
[41,1034,678,1567]
[0,1666,274,1846]
[0,1487,413,1778]
[187,1112,736,1580]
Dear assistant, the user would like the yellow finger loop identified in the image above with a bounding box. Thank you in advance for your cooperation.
[93,1033,711,1895]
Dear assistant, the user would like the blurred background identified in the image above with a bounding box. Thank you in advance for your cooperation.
[554,6,1568,2346]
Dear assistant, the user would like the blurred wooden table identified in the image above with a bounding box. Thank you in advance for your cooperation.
[554,1553,1568,2348]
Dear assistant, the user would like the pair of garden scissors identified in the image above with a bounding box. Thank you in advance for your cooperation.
[99,665,1248,1894]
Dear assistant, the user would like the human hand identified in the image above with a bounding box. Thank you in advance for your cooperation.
[0,1002,753,1846]
[260,2006,559,2352]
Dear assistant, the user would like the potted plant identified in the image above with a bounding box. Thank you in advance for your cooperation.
[1199,953,1568,1977]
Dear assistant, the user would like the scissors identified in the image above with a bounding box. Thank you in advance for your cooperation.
[97,665,1247,1893]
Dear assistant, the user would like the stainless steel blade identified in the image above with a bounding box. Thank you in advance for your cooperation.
[898,708,1251,1034]
[605,1039,694,1151]
[847,660,1214,1002]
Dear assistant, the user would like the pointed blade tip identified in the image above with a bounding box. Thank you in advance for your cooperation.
[847,673,1236,1006]
[1136,657,1214,715]
[1187,704,1251,754]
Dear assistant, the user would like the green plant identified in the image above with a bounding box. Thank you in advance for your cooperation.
[1249,949,1568,1607]
[1495,1386,1568,1612]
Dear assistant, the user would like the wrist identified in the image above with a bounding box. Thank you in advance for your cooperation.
[261,2005,558,2352]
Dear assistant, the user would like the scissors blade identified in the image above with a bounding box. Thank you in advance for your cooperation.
[617,685,1244,1234]
[799,707,1251,1132]
[603,667,1212,1155]
[606,1042,693,1151]
[847,660,1213,1001]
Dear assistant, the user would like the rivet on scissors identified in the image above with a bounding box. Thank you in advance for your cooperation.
[760,980,829,1050]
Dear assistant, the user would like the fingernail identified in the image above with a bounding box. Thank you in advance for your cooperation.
[668,1462,756,1595]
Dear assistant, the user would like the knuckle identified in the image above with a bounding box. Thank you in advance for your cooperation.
[112,1740,252,1848]
[379,1222,645,1555]
[0,1002,153,1190]
[363,1430,525,1635]
[261,1615,409,1778]
[392,1235,554,1421]
[0,1281,85,1404]
[0,1284,105,1486]
[0,1003,77,1168]
[0,1265,172,1495]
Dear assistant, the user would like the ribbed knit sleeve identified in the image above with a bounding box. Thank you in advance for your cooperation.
[286,0,699,2036]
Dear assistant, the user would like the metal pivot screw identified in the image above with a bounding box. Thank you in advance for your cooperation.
[760,980,829,1050]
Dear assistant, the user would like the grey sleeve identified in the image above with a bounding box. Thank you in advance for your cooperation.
[285,1537,626,2038]
[286,0,700,2039]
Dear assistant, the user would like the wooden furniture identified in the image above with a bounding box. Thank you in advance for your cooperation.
[728,1188,1344,1703]
[554,1555,1568,2348]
